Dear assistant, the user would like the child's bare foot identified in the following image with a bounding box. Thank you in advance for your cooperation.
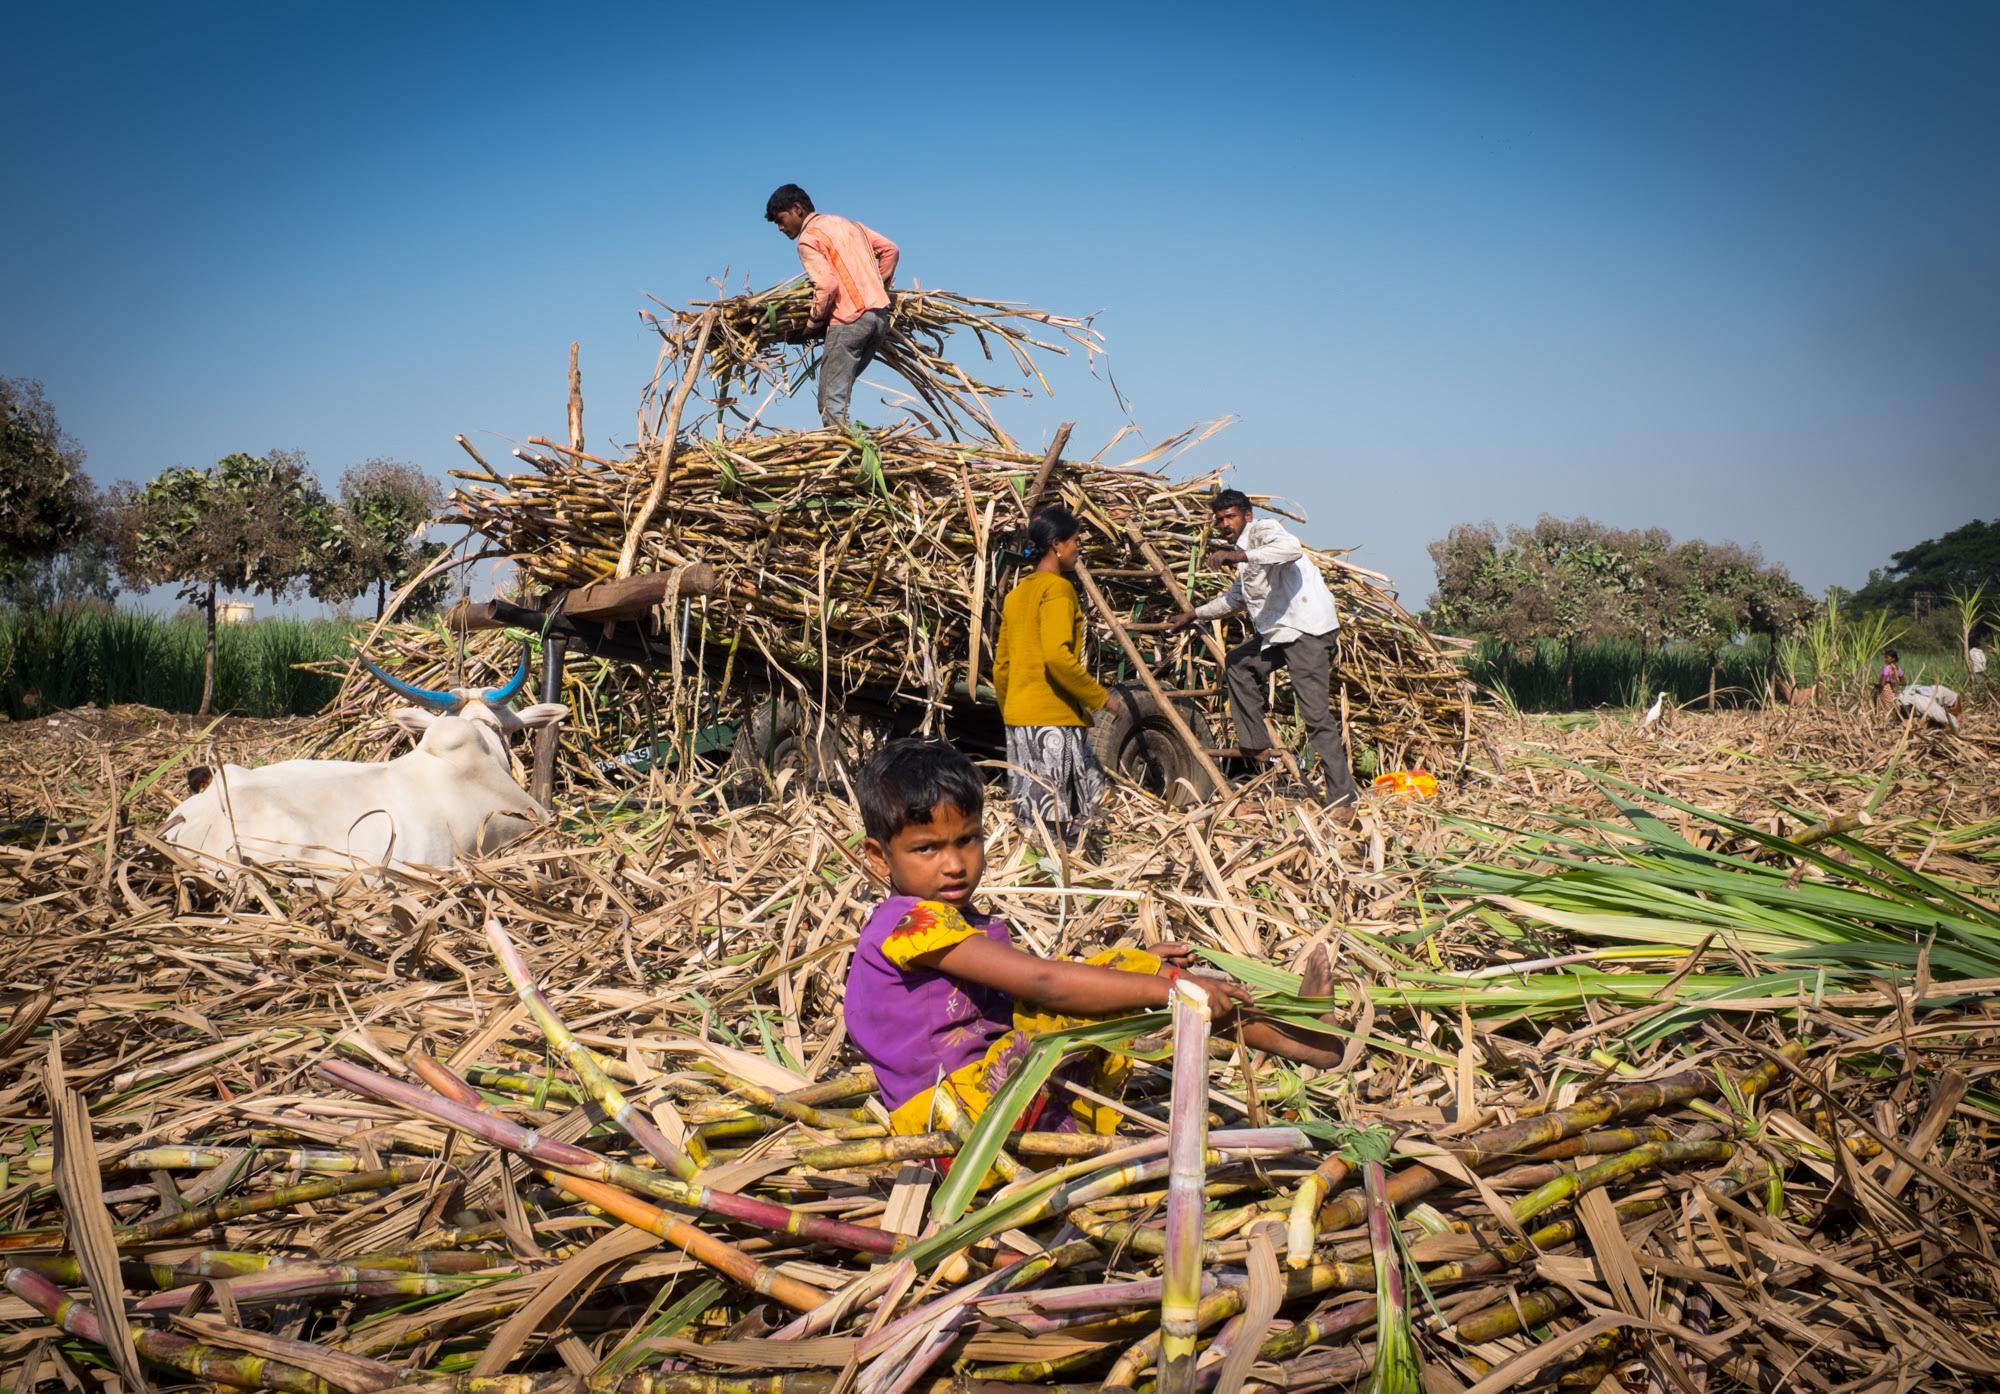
[1298,942,1334,998]
[1240,944,1346,1069]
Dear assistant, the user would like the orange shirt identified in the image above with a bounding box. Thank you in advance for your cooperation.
[798,213,899,325]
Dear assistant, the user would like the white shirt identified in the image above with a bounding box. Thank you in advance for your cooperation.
[1193,516,1339,648]
[1899,683,1961,732]
[1972,647,1987,676]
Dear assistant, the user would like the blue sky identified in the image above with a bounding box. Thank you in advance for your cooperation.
[5,2,1996,613]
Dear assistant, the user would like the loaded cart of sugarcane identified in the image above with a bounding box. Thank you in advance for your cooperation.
[318,283,1473,806]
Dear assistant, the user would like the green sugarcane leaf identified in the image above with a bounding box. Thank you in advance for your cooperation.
[926,1014,1165,1229]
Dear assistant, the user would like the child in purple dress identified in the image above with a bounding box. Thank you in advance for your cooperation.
[844,740,1343,1137]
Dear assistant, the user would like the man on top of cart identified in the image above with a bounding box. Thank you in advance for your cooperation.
[1170,489,1361,823]
[765,184,900,430]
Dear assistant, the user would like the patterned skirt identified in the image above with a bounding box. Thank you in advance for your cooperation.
[1005,724,1110,830]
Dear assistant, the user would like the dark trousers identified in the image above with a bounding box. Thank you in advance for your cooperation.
[819,309,888,427]
[1224,629,1361,806]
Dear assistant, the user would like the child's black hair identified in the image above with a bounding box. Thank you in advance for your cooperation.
[1023,504,1081,560]
[857,739,985,844]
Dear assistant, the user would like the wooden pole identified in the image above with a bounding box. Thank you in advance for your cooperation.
[617,310,717,580]
[530,635,566,807]
[567,342,584,459]
[1024,423,1075,509]
[1122,521,1303,781]
[1074,560,1231,799]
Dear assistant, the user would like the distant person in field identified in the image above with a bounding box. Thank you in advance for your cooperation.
[1874,648,1908,713]
[992,505,1126,847]
[1895,682,1962,732]
[842,740,1347,1148]
[1171,489,1361,823]
[1970,633,1988,689]
[764,183,899,429]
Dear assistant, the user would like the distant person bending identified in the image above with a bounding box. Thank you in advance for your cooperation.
[991,506,1125,845]
[764,183,899,429]
[1897,683,1963,732]
[1171,489,1361,823]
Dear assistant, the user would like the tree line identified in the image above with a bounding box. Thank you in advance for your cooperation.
[1,377,450,714]
[1427,515,1813,706]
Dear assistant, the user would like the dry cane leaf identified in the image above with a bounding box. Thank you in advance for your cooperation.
[46,1035,149,1394]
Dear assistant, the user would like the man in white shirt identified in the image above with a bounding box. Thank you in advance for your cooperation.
[1172,490,1360,820]
[1971,639,1987,689]
[1898,683,1962,732]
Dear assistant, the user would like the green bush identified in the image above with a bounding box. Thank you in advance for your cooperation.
[1460,636,1965,712]
[0,609,356,718]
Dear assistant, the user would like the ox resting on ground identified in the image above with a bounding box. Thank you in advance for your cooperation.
[163,650,567,878]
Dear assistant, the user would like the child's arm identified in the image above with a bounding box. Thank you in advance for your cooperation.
[920,935,1253,1020]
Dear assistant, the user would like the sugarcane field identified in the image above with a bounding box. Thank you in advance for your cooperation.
[6,11,2000,1394]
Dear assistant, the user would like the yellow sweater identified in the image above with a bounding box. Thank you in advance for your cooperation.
[992,571,1109,727]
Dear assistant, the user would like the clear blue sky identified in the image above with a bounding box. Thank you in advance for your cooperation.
[5,2,1997,613]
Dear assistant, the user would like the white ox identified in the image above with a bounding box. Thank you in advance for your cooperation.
[162,649,568,878]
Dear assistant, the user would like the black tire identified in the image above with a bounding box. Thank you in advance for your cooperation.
[1086,688,1216,807]
[728,699,856,798]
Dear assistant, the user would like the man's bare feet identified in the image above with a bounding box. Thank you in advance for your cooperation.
[1328,800,1358,828]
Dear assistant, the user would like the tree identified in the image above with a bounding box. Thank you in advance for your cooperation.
[1430,517,1810,706]
[322,459,450,619]
[0,378,100,606]
[112,451,343,715]
[3,530,119,611]
[1851,520,2000,614]
[1429,516,1645,705]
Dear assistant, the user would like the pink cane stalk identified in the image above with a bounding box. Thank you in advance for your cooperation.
[484,917,698,1181]
[1159,977,1213,1394]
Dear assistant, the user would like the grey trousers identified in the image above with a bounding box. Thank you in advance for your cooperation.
[1224,629,1362,806]
[819,309,888,427]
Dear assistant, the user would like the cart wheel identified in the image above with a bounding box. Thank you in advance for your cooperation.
[729,699,856,798]
[1086,689,1215,807]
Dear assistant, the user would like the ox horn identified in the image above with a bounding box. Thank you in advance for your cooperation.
[359,655,461,711]
[480,644,534,705]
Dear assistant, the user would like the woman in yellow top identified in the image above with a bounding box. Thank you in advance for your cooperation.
[991,505,1126,844]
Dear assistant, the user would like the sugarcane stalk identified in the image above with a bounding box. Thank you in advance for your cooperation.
[684,1061,879,1134]
[1159,977,1212,1394]
[322,1058,896,1256]
[11,1145,381,1177]
[1313,1046,1797,1232]
[484,918,699,1181]
[1511,1136,1735,1226]
[136,1263,489,1312]
[932,1075,1026,1183]
[1364,1156,1423,1392]
[125,1164,429,1246]
[7,1265,391,1394]
[1286,1154,1348,1269]
[402,1051,828,1312]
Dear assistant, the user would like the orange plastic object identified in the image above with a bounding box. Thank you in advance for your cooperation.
[1371,769,1437,799]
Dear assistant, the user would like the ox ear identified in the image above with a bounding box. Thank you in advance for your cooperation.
[393,707,440,738]
[516,703,568,730]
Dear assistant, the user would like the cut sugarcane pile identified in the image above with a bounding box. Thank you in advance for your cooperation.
[648,281,1104,443]
[448,425,1474,769]
[5,704,2000,1391]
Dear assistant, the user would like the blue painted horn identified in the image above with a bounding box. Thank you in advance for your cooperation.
[359,655,461,710]
[480,644,533,704]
